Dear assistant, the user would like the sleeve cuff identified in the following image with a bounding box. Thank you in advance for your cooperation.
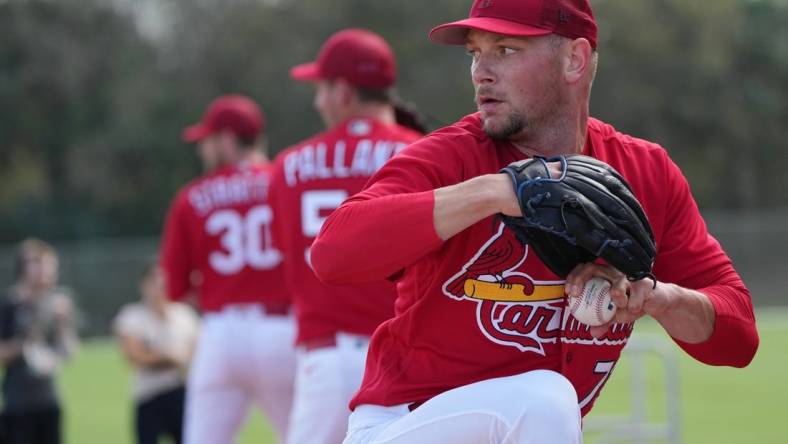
[673,287,758,367]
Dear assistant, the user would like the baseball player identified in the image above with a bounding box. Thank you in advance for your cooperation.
[160,95,296,444]
[268,29,424,444]
[310,1,759,443]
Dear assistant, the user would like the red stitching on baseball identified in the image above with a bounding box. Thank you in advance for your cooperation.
[595,285,606,325]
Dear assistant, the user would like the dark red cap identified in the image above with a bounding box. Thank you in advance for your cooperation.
[429,0,598,49]
[182,94,265,143]
[290,28,397,89]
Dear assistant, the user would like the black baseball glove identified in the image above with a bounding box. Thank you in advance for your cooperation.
[499,155,656,281]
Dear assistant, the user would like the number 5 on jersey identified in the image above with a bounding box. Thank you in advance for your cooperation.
[302,190,348,267]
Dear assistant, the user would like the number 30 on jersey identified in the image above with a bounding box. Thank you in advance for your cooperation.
[206,205,282,275]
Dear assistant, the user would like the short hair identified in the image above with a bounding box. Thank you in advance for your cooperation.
[236,134,268,157]
[356,86,395,104]
[237,135,258,148]
[547,34,599,85]
[14,238,57,280]
[548,33,567,49]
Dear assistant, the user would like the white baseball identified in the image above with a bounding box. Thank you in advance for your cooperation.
[568,277,616,326]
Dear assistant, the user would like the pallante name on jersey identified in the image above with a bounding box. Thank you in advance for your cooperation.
[283,139,409,187]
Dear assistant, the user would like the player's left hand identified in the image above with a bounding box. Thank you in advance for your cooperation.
[565,262,669,338]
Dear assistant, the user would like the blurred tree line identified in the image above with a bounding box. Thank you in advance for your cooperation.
[1,0,787,243]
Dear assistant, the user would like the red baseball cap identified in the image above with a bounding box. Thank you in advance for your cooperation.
[182,94,265,143]
[290,28,397,89]
[429,0,598,49]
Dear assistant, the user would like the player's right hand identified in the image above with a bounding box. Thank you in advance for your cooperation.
[566,262,664,338]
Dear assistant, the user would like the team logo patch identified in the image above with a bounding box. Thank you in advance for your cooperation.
[347,119,372,136]
[442,223,565,354]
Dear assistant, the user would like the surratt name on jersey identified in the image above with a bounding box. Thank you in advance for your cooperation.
[283,139,408,187]
[188,174,271,215]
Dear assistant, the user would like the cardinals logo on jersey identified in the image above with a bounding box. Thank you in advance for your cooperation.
[442,222,565,355]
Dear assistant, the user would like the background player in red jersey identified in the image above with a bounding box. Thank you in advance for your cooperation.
[269,28,424,444]
[311,1,759,443]
[160,95,296,444]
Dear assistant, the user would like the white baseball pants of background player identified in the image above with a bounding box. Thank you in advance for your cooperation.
[184,304,297,444]
[286,332,371,444]
[343,370,582,444]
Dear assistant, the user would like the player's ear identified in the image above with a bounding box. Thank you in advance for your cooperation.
[564,38,593,84]
[335,79,355,106]
[216,131,239,154]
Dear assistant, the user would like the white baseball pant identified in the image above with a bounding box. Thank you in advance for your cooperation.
[184,305,297,444]
[286,332,371,444]
[343,370,582,444]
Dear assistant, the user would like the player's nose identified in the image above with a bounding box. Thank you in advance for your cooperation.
[471,54,496,86]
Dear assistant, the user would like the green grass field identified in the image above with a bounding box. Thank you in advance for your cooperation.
[60,309,788,444]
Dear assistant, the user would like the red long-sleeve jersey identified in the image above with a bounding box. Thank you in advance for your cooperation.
[270,118,423,344]
[160,161,289,312]
[312,114,758,414]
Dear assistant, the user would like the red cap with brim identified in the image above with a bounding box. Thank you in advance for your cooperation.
[290,62,322,82]
[429,17,552,45]
[428,0,598,49]
[180,94,264,143]
[290,28,396,89]
[182,124,212,143]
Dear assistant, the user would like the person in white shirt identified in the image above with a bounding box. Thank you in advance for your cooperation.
[114,259,200,444]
